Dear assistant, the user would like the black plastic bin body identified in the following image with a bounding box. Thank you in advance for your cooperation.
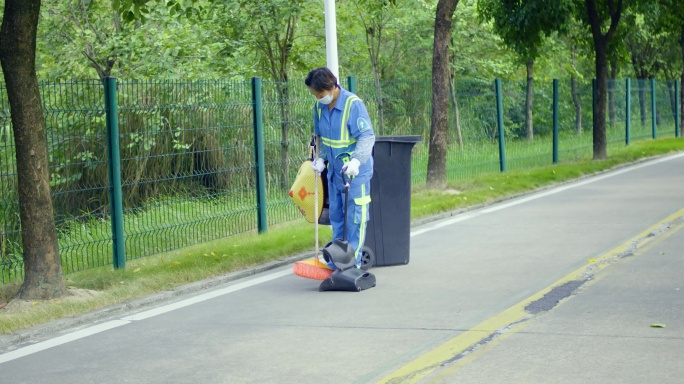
[364,135,421,266]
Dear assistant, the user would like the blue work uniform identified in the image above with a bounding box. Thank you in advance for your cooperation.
[313,87,375,269]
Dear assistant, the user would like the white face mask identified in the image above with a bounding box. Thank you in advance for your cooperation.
[317,92,334,105]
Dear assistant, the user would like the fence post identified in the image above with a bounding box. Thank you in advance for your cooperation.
[625,78,631,145]
[495,78,506,172]
[552,79,559,164]
[252,77,267,233]
[347,76,357,94]
[675,80,680,138]
[651,78,657,138]
[103,77,126,269]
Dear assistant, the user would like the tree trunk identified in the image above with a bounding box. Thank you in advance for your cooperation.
[680,24,684,133]
[366,21,386,136]
[0,0,68,300]
[586,0,622,160]
[525,59,534,141]
[276,81,290,191]
[372,59,385,136]
[608,59,617,128]
[667,80,677,122]
[426,0,460,190]
[638,80,647,127]
[448,39,463,149]
[260,13,297,191]
[630,55,649,127]
[571,76,582,134]
[593,39,609,159]
[449,76,463,149]
[570,49,582,134]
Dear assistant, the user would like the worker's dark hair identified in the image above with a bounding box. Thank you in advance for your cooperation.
[305,67,338,92]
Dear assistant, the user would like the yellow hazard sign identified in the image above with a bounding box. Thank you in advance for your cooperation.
[288,160,324,223]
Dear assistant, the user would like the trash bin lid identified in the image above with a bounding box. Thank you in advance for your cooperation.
[375,135,422,143]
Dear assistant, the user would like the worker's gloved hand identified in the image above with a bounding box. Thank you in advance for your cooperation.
[341,158,360,177]
[311,158,326,174]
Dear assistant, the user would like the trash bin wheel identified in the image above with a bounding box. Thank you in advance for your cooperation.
[360,246,375,271]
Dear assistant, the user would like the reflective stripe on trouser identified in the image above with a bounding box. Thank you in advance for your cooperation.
[326,177,371,269]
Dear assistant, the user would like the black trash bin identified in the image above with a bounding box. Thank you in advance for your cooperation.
[364,135,421,267]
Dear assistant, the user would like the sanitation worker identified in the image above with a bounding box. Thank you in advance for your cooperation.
[305,67,375,269]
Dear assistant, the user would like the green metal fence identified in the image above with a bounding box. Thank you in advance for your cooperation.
[0,76,681,283]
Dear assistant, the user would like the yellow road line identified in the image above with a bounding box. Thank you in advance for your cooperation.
[377,207,684,384]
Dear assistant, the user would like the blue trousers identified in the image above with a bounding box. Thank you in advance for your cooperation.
[326,175,371,269]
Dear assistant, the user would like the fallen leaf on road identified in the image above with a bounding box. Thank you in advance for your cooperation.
[650,323,666,328]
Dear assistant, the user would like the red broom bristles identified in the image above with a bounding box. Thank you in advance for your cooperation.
[293,259,333,280]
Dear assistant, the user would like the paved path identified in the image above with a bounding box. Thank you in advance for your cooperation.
[1,153,684,384]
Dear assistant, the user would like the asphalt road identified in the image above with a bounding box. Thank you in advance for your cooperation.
[1,153,683,384]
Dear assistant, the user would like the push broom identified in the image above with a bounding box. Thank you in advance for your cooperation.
[293,136,333,280]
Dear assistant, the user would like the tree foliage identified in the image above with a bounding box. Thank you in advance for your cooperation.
[0,0,675,84]
[648,0,684,129]
[38,1,227,80]
[450,2,518,80]
[478,0,574,141]
[478,0,573,61]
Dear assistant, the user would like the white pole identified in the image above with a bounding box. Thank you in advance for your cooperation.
[323,0,340,79]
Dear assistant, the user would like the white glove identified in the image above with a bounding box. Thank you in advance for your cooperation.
[341,158,360,177]
[311,158,326,174]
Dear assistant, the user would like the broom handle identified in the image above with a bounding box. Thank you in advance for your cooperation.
[314,135,320,266]
[342,173,350,241]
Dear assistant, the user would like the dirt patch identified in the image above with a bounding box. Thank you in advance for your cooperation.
[0,288,100,313]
